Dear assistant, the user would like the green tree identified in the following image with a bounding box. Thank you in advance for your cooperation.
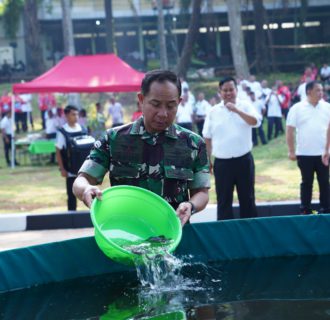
[156,0,168,69]
[1,0,24,39]
[104,0,116,53]
[1,0,45,75]
[23,0,45,75]
[252,0,270,73]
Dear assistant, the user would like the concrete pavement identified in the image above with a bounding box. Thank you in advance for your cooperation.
[0,205,218,252]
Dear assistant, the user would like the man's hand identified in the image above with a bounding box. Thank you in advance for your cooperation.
[176,202,192,226]
[322,152,330,166]
[225,102,237,113]
[82,185,102,208]
[59,168,68,177]
[288,151,296,161]
[209,162,213,175]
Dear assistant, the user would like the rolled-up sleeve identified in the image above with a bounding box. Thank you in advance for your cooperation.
[245,101,262,128]
[78,135,110,184]
[188,139,211,189]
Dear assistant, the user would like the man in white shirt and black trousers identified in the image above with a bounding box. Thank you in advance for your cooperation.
[286,80,330,214]
[203,77,262,220]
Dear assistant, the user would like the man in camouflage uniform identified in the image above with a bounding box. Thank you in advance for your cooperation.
[73,70,210,226]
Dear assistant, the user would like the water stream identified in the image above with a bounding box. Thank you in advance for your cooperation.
[124,236,196,291]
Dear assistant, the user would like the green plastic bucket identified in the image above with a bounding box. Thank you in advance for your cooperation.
[91,185,182,265]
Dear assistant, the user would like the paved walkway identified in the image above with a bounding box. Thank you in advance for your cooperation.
[0,205,217,252]
[0,228,95,252]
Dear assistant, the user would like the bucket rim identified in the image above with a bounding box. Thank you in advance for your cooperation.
[90,185,182,259]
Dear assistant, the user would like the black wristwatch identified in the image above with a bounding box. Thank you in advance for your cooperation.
[187,201,196,214]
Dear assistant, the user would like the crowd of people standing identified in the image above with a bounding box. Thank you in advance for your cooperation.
[1,62,329,218]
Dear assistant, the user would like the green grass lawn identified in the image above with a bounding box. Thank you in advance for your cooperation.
[0,128,319,214]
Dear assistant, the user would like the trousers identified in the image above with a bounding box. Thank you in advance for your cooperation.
[214,152,258,220]
[297,156,329,213]
[66,177,77,211]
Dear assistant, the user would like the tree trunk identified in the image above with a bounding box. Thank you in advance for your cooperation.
[61,0,75,56]
[205,0,217,60]
[298,0,308,44]
[157,0,168,69]
[226,0,249,79]
[61,0,79,107]
[23,0,45,75]
[252,0,270,73]
[128,0,145,64]
[177,0,202,78]
[263,7,277,72]
[104,0,115,53]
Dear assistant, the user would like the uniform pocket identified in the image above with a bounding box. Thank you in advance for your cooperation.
[164,167,194,180]
[163,167,193,204]
[111,165,140,179]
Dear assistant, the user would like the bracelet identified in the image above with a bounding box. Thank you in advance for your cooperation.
[187,201,196,214]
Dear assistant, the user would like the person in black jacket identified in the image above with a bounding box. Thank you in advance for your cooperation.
[55,105,84,211]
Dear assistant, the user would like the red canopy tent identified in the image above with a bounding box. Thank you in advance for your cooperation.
[12,54,145,94]
[10,54,145,168]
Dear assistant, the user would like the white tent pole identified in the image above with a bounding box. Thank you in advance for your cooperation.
[11,94,16,169]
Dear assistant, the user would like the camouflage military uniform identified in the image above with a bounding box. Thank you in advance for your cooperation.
[79,117,210,209]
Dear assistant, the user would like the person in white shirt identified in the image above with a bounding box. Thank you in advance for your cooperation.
[324,122,330,166]
[194,92,211,136]
[19,93,33,132]
[176,93,194,131]
[107,96,124,127]
[297,77,312,102]
[320,63,330,82]
[203,77,261,220]
[182,87,195,105]
[246,75,263,99]
[265,87,283,140]
[286,81,330,214]
[260,80,272,101]
[0,109,19,166]
[180,77,189,96]
[236,79,250,101]
[45,108,61,164]
[56,105,83,211]
[248,90,267,146]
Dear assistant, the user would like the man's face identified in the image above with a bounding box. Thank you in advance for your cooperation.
[308,83,323,102]
[66,110,79,125]
[219,81,237,104]
[138,80,180,133]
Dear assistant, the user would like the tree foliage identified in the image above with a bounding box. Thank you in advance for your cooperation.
[1,0,24,39]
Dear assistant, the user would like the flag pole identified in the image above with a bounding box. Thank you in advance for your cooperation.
[11,94,16,169]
